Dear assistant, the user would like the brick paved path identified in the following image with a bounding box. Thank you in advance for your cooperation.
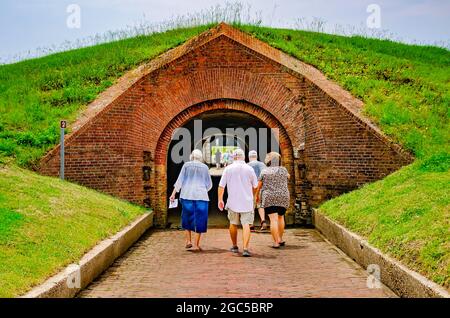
[79,229,396,298]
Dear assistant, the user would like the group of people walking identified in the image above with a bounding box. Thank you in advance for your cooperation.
[214,149,234,168]
[169,148,290,257]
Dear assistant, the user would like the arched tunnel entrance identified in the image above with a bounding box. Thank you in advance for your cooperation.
[38,24,413,229]
[166,109,282,228]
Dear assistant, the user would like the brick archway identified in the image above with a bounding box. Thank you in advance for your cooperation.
[153,99,296,226]
[40,23,412,228]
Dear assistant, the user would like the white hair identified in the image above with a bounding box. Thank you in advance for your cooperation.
[248,150,258,159]
[233,148,245,160]
[190,149,203,161]
[264,152,281,166]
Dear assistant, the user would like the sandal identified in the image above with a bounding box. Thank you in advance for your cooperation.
[271,244,280,249]
[185,243,193,249]
[279,241,286,246]
[260,220,267,231]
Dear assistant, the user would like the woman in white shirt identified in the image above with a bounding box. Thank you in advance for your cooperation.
[170,149,212,251]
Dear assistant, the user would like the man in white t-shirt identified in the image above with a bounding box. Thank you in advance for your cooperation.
[218,148,258,257]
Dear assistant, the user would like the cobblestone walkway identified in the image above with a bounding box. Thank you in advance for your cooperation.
[79,229,396,298]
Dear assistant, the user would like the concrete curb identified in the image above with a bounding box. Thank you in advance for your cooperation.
[313,210,449,298]
[21,212,153,298]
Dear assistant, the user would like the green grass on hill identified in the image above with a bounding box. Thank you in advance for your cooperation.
[0,24,448,290]
[239,25,450,162]
[320,162,449,288]
[233,26,449,288]
[1,24,448,167]
[0,25,211,168]
[0,164,146,297]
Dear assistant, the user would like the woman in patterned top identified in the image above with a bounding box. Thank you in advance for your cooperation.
[255,152,290,248]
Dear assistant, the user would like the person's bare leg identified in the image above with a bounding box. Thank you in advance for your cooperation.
[229,224,238,247]
[268,213,280,246]
[258,208,266,230]
[194,233,202,250]
[185,230,192,247]
[242,224,251,250]
[278,215,285,243]
[258,208,265,224]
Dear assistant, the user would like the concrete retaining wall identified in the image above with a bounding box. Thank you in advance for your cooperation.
[313,209,449,298]
[22,212,153,298]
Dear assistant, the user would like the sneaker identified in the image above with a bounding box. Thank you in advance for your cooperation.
[230,246,239,253]
[242,249,251,257]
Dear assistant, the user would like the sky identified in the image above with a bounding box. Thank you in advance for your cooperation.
[0,0,449,63]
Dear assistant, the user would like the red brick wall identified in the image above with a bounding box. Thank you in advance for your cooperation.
[40,32,412,226]
[153,99,295,225]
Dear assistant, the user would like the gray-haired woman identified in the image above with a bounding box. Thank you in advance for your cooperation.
[170,149,212,251]
[255,152,290,248]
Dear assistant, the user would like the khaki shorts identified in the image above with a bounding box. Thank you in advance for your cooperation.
[228,209,254,226]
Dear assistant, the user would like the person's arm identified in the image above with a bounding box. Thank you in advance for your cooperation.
[283,166,290,179]
[254,180,263,203]
[255,169,265,202]
[218,186,225,211]
[205,167,213,191]
[251,169,258,190]
[217,169,227,211]
[170,164,185,201]
[169,188,177,202]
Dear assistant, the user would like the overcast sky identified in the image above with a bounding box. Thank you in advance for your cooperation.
[1,0,449,63]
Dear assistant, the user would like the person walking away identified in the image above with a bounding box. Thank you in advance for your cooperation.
[226,150,234,166]
[222,151,229,167]
[215,149,222,169]
[255,152,290,248]
[218,149,258,257]
[170,149,212,251]
[247,150,267,231]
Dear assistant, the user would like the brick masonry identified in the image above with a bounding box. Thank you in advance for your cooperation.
[40,23,413,227]
[79,229,396,298]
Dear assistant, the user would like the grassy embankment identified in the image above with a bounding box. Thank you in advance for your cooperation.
[0,26,210,297]
[0,165,146,297]
[239,25,449,287]
[0,23,448,292]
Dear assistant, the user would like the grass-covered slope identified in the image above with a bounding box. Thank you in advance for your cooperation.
[237,25,450,288]
[1,24,448,167]
[0,164,146,297]
[240,25,449,161]
[320,162,449,287]
[0,25,210,168]
[0,24,448,289]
